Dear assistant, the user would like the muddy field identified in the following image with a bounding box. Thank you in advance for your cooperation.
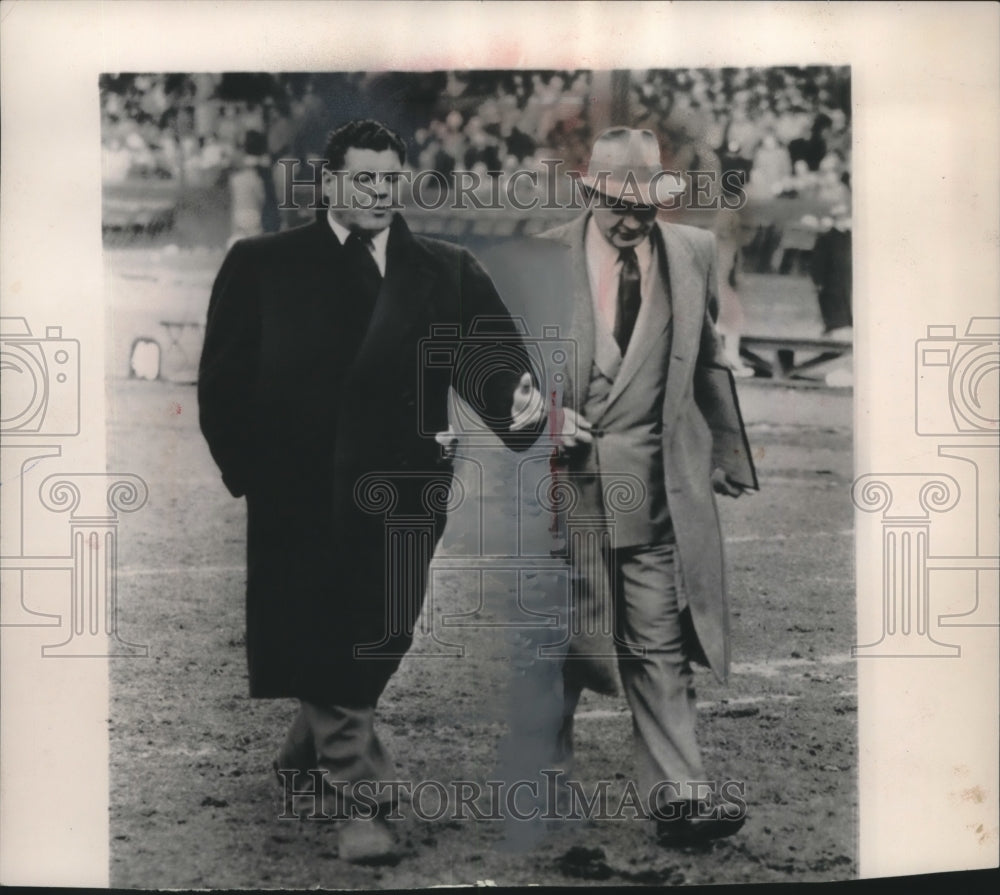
[106,248,856,888]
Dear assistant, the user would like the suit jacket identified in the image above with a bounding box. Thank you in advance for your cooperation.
[198,215,533,706]
[539,214,745,691]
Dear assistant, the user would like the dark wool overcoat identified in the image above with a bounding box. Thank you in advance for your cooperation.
[198,215,533,706]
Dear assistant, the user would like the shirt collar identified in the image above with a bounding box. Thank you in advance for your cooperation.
[326,212,391,276]
[585,216,655,275]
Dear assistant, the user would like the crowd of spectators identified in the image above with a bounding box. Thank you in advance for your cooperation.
[100,70,595,203]
[102,67,848,190]
[101,73,315,189]
[101,66,851,242]
[628,67,851,204]
[409,70,594,178]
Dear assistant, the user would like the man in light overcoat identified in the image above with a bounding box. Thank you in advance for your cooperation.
[538,127,751,845]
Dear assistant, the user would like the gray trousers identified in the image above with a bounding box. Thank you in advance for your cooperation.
[278,701,395,808]
[558,540,706,809]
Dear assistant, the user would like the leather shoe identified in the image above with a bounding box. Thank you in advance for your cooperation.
[338,814,399,865]
[655,800,746,847]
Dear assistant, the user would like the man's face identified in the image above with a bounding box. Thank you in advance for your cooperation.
[591,197,659,249]
[323,147,403,234]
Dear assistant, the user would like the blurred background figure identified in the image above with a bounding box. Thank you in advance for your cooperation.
[789,112,833,172]
[816,153,851,206]
[267,97,298,231]
[662,104,753,376]
[747,130,791,200]
[713,206,755,377]
[227,131,268,247]
[102,136,133,184]
[809,203,853,338]
[777,159,818,199]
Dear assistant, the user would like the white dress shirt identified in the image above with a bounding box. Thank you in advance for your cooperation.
[326,213,390,277]
[585,217,657,340]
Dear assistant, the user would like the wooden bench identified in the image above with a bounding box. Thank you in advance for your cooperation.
[739,334,852,384]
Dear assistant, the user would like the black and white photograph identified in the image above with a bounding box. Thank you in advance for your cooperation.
[98,64,859,886]
[1,2,997,891]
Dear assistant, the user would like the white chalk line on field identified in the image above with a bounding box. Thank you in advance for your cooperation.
[727,529,853,543]
[577,689,856,721]
[575,654,857,720]
[117,565,245,579]
[731,653,854,677]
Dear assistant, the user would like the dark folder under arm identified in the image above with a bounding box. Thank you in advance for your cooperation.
[693,363,759,491]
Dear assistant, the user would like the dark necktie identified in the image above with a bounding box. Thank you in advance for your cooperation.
[345,230,382,304]
[615,246,641,355]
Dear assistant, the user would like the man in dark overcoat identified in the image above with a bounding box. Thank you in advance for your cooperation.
[198,119,539,860]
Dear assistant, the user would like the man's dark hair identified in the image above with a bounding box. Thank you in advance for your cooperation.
[322,119,406,170]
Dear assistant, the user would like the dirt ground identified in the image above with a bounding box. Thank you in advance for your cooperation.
[106,248,856,888]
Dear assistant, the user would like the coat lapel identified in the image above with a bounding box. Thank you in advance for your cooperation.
[659,222,707,430]
[348,215,436,382]
[603,228,673,410]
